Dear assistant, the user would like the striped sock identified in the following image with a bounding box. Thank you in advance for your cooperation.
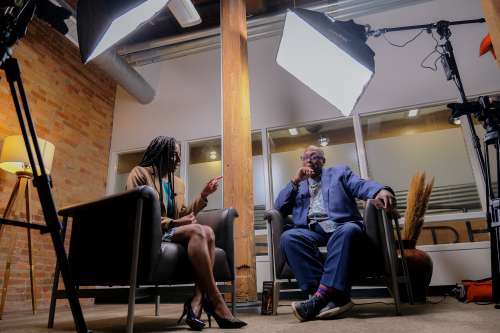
[314,285,333,301]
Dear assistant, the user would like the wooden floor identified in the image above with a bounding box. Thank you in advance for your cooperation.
[0,298,498,332]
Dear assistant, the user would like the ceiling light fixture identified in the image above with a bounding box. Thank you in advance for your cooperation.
[210,151,217,159]
[318,134,330,147]
[408,109,419,117]
[276,9,375,117]
[448,115,461,125]
[168,0,201,28]
[288,128,299,135]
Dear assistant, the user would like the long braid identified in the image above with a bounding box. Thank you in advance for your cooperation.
[139,136,177,215]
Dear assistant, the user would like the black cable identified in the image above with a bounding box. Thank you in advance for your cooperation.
[426,295,447,304]
[382,29,426,47]
[421,31,445,71]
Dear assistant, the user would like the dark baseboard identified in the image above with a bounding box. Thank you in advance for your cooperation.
[95,285,456,304]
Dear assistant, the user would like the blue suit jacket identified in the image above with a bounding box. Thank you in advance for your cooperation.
[274,165,386,228]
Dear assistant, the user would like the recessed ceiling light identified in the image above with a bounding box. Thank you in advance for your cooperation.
[408,109,419,117]
[288,128,298,135]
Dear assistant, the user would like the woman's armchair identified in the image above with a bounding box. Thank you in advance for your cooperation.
[48,185,237,332]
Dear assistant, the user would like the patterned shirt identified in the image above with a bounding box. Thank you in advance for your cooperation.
[307,176,338,233]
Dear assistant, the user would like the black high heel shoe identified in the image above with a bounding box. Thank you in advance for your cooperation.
[178,297,206,331]
[202,299,247,329]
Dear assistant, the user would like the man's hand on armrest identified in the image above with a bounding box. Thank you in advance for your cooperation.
[374,189,397,211]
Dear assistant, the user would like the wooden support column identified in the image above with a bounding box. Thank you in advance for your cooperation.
[480,0,500,69]
[221,0,257,302]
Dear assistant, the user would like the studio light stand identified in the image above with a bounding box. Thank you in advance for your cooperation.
[0,2,91,332]
[368,18,500,308]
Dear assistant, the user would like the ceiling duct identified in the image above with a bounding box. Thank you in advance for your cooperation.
[118,0,435,67]
[49,0,156,104]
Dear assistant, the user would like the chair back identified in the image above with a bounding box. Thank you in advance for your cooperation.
[360,200,400,276]
[65,186,162,286]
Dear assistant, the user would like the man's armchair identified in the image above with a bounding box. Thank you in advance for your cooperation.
[48,185,237,333]
[264,200,414,315]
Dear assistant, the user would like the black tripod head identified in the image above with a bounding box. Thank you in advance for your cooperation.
[448,96,500,133]
[0,0,71,69]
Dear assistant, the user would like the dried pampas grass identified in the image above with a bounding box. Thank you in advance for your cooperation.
[403,170,435,240]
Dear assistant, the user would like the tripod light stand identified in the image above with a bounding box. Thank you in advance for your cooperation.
[0,135,55,318]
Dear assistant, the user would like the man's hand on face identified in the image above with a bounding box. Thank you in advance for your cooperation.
[375,189,397,211]
[293,167,315,184]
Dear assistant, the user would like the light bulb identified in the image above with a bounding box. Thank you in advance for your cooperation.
[210,151,217,159]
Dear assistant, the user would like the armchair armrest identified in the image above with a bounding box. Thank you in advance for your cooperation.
[264,209,293,280]
[197,208,238,280]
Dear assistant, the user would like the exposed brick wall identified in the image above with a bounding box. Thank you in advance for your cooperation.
[0,10,117,312]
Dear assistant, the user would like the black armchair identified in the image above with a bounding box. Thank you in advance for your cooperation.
[264,200,414,315]
[48,185,237,333]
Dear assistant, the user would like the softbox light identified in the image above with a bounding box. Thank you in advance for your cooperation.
[276,9,375,116]
[77,0,172,64]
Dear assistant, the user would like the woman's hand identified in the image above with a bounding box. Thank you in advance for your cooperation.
[200,176,223,200]
[170,212,197,227]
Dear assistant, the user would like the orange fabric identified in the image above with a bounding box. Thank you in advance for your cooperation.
[462,280,492,303]
[480,33,497,60]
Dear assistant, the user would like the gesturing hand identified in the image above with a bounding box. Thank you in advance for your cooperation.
[292,167,314,184]
[375,189,397,211]
[200,175,223,200]
[170,212,197,227]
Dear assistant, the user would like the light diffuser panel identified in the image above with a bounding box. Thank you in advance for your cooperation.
[276,9,375,116]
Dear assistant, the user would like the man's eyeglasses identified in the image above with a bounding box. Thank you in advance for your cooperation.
[300,155,323,161]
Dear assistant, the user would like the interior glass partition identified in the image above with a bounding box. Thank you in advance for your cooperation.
[361,105,488,245]
[269,118,362,210]
[114,148,180,194]
[187,133,268,255]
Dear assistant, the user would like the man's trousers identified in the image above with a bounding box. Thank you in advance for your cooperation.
[280,222,363,296]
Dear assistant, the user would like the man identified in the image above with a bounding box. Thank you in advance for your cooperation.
[274,145,396,321]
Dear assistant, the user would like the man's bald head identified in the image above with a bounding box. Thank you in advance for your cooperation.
[305,145,324,156]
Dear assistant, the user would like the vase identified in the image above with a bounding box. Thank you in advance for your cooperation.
[388,239,433,303]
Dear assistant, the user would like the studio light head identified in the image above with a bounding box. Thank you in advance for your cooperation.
[0,0,71,68]
[77,0,173,64]
[276,9,375,116]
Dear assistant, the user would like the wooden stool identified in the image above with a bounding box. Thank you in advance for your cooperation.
[0,171,37,319]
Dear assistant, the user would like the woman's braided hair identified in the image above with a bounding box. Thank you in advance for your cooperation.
[139,136,177,214]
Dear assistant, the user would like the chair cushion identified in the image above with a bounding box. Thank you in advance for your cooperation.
[150,243,232,285]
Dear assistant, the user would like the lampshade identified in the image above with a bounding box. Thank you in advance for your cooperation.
[0,136,55,174]
[276,9,376,116]
[77,0,172,63]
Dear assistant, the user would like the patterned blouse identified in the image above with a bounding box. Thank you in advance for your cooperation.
[307,176,338,233]
[161,181,178,242]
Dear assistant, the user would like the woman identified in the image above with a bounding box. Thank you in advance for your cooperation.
[127,136,246,330]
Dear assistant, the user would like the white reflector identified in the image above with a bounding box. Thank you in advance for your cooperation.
[88,0,171,62]
[276,9,375,116]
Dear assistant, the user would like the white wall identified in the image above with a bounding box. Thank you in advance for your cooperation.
[109,0,500,288]
[110,0,500,154]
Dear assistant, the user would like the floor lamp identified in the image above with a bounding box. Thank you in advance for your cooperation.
[0,135,55,319]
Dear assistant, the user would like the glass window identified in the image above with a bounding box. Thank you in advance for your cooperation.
[394,220,489,246]
[269,119,362,209]
[187,132,266,230]
[114,148,180,194]
[361,105,481,217]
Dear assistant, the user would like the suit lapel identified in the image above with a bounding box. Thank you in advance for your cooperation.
[321,168,331,216]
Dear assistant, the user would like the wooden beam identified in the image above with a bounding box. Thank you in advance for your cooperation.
[221,0,257,302]
[480,0,500,69]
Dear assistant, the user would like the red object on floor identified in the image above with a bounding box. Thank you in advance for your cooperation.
[480,33,497,60]
[462,279,493,302]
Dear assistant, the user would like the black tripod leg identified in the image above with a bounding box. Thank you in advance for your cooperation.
[4,58,91,332]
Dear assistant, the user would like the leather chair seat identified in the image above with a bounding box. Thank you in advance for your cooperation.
[151,244,232,285]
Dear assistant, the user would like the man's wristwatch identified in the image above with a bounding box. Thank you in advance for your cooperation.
[290,178,299,192]
[373,186,395,198]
